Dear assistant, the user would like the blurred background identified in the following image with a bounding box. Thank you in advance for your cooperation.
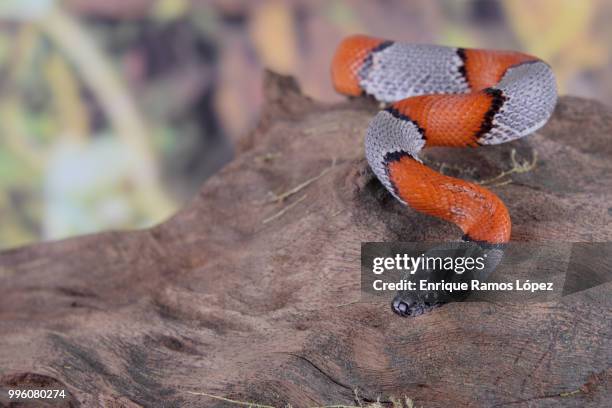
[0,0,610,249]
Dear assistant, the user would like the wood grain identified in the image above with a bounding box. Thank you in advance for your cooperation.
[0,72,611,407]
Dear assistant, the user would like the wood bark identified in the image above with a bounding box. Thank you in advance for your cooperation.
[1,72,611,407]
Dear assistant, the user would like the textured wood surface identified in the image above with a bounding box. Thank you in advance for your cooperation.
[1,72,611,407]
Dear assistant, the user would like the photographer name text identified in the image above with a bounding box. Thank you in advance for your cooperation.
[372,279,554,292]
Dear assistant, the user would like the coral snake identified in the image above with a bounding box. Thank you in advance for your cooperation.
[331,35,558,315]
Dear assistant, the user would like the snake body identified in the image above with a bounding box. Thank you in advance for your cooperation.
[331,35,558,315]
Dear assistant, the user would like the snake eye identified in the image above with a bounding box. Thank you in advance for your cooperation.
[331,35,386,96]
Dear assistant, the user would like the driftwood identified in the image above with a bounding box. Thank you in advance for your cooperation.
[1,71,611,407]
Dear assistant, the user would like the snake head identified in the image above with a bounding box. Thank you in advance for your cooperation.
[391,294,442,317]
[389,242,505,317]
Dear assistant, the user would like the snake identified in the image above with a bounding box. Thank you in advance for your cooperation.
[331,35,558,316]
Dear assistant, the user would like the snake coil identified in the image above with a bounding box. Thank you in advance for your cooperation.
[331,35,557,316]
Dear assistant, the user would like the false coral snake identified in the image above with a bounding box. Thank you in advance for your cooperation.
[332,34,557,245]
[331,35,557,315]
